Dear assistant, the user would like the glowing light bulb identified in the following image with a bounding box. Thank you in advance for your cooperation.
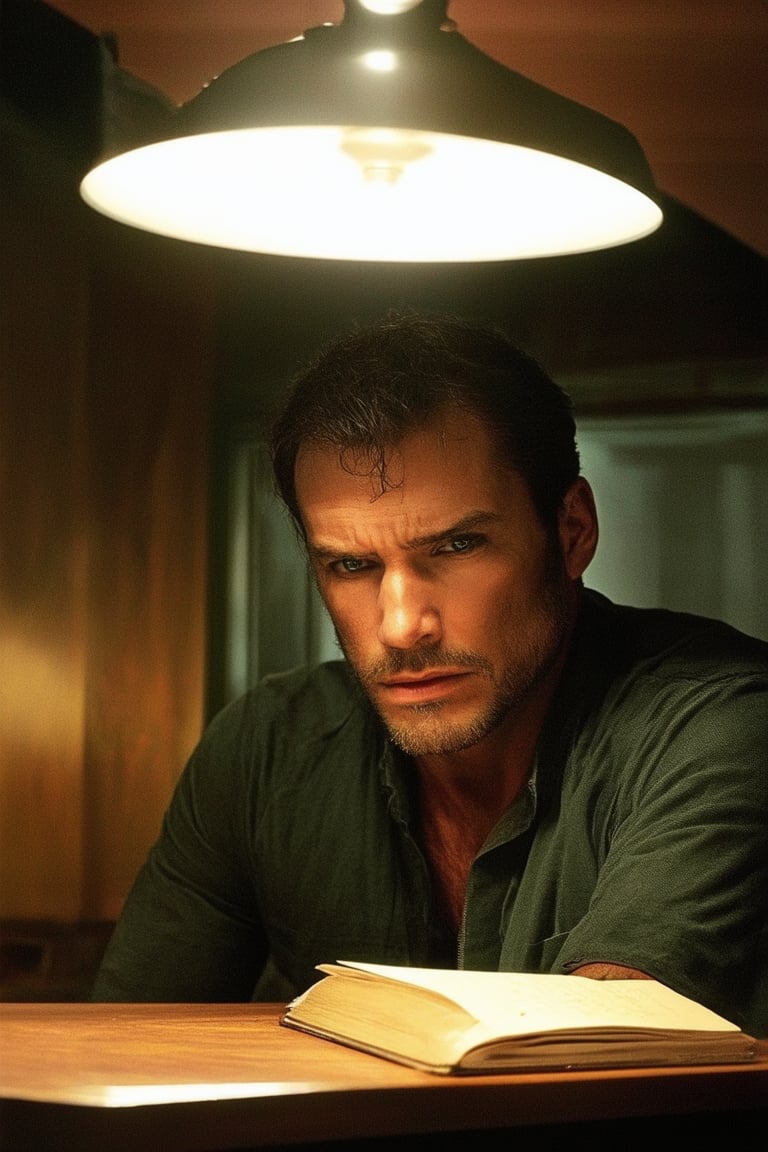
[359,0,424,14]
[340,128,432,184]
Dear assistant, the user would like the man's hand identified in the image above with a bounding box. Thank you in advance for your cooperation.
[572,962,653,980]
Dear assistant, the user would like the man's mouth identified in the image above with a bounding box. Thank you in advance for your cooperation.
[377,669,471,702]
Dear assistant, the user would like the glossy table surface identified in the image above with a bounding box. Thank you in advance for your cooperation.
[1,1003,767,1151]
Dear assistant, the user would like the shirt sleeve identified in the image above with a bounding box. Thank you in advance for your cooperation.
[91,697,267,1002]
[555,671,768,1032]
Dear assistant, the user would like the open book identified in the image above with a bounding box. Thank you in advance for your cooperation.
[281,961,757,1075]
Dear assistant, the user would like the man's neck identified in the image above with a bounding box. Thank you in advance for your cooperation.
[415,635,568,824]
[413,646,567,943]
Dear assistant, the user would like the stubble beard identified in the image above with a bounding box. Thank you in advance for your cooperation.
[335,560,573,758]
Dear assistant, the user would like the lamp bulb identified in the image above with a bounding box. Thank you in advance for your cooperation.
[340,129,433,184]
[358,1,424,13]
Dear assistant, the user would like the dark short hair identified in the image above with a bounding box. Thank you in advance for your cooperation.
[270,311,580,535]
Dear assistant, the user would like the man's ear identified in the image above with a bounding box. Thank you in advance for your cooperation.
[559,477,599,580]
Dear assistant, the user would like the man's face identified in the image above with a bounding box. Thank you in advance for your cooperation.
[294,411,587,759]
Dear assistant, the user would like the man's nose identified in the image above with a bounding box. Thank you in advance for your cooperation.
[377,567,441,649]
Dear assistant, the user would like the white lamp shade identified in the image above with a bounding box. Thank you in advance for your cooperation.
[80,1,663,262]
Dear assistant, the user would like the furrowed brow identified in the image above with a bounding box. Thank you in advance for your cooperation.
[307,511,501,560]
[407,511,502,550]
[308,542,351,562]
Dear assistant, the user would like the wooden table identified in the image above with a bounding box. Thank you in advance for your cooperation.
[1,1003,766,1151]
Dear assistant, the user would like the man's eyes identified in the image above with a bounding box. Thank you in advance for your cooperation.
[325,556,374,576]
[329,535,482,574]
[337,556,370,574]
[435,534,482,555]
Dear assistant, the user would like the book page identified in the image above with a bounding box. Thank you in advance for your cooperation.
[331,962,740,1034]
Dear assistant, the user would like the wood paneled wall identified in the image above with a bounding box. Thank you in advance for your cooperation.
[1,114,217,924]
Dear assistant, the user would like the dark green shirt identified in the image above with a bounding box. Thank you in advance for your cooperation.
[92,590,768,1035]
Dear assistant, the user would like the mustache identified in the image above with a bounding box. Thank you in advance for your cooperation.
[359,647,493,682]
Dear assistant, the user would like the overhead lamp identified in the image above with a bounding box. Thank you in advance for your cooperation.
[80,0,663,263]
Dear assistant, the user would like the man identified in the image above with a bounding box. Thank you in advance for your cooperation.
[92,312,768,1036]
